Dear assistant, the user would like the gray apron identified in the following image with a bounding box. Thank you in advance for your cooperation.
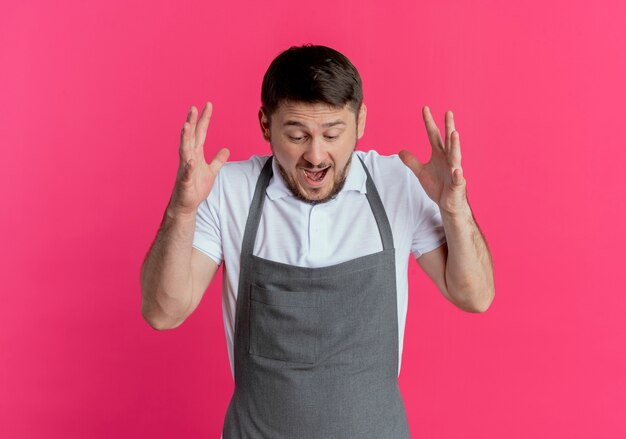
[222,156,411,438]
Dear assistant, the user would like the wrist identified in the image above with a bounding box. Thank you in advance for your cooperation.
[165,203,197,223]
[167,185,200,220]
[440,203,473,225]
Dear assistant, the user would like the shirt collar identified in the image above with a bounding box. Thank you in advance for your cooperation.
[266,152,367,201]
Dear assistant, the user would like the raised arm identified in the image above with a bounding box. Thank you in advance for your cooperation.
[141,102,229,330]
[399,106,494,312]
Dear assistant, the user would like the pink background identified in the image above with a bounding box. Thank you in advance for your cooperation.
[1,0,625,437]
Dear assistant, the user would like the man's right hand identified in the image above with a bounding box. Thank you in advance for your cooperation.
[170,102,230,216]
[141,102,227,330]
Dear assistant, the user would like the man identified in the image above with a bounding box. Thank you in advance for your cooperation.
[141,44,494,438]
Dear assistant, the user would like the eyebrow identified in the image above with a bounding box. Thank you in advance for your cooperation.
[282,120,346,129]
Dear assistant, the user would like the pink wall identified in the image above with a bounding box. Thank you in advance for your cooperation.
[1,0,624,437]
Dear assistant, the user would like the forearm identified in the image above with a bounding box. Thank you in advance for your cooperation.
[441,205,495,312]
[140,204,196,329]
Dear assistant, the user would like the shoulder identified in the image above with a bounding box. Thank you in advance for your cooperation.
[218,154,269,183]
[205,154,271,209]
[354,149,416,188]
[354,149,434,214]
[215,154,269,191]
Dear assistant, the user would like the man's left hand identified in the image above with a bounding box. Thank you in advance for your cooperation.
[399,106,470,216]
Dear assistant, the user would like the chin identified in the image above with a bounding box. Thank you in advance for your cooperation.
[298,185,339,205]
[276,159,348,205]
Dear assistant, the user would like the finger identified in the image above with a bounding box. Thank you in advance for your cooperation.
[399,149,424,176]
[179,122,192,162]
[187,105,198,144]
[208,147,230,174]
[422,106,444,151]
[444,110,455,149]
[194,102,213,150]
[448,130,462,168]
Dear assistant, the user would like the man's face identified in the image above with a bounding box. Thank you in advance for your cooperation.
[259,101,367,204]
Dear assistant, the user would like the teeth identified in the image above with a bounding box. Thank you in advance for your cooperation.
[304,169,326,182]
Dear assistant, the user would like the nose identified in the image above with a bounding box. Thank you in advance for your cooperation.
[302,136,327,167]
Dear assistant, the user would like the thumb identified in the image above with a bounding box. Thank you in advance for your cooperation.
[452,167,466,187]
[208,147,231,173]
[399,150,423,176]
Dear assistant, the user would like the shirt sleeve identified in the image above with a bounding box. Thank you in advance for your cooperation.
[192,172,223,265]
[409,173,447,259]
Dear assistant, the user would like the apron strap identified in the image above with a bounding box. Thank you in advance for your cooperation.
[240,156,274,258]
[358,155,395,251]
[240,154,395,258]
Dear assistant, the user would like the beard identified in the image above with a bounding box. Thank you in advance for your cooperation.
[275,153,353,205]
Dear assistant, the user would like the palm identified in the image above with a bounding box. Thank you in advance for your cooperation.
[399,106,468,215]
[171,102,229,215]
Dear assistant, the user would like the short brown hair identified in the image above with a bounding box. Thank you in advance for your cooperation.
[261,44,363,120]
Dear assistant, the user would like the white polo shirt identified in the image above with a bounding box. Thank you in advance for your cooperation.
[192,149,446,377]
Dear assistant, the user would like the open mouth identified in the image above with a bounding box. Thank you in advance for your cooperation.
[302,167,329,186]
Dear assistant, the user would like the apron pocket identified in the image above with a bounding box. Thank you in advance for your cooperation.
[248,284,320,364]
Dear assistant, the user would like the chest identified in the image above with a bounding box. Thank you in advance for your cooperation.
[253,192,398,267]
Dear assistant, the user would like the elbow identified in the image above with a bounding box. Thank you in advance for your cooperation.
[142,306,186,331]
[449,285,495,313]
[142,310,180,331]
[468,286,495,313]
[142,312,166,331]
[140,288,188,331]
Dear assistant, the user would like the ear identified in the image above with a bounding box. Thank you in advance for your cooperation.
[258,108,271,142]
[356,103,367,139]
